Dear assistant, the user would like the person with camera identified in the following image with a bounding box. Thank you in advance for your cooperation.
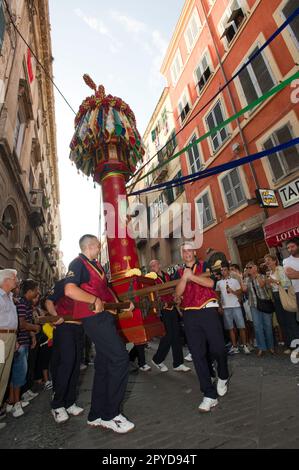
[242,262,274,357]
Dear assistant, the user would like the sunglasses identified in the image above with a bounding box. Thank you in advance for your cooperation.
[246,266,254,269]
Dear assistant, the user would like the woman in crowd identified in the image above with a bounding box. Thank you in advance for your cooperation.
[242,262,274,357]
[264,254,299,354]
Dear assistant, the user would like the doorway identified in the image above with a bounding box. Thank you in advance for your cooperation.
[235,227,268,268]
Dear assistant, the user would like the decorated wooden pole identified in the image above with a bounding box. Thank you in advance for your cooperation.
[69,75,165,343]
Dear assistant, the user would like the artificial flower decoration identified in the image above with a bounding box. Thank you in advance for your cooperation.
[69,74,145,179]
[125,268,142,277]
[145,272,158,280]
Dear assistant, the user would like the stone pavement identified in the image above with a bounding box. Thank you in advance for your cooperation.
[1,341,299,449]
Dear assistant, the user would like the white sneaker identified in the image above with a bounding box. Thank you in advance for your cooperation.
[21,390,38,401]
[241,345,251,354]
[184,353,193,362]
[12,402,24,418]
[80,364,88,371]
[173,364,191,372]
[151,360,168,372]
[198,397,218,412]
[87,417,102,427]
[114,414,133,424]
[139,364,151,372]
[100,416,135,434]
[217,378,228,397]
[66,404,84,416]
[51,407,69,423]
[7,400,29,413]
[44,380,53,390]
[228,346,239,355]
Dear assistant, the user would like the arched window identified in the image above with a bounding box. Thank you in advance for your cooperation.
[1,205,19,244]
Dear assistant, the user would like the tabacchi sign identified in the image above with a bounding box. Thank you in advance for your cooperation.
[279,178,299,208]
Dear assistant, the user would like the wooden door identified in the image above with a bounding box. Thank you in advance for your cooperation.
[238,239,268,268]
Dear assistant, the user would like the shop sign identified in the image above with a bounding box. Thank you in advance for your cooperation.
[275,226,299,244]
[278,178,299,208]
[255,189,279,208]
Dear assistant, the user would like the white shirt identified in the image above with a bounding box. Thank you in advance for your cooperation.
[283,255,299,293]
[0,288,18,329]
[216,278,241,308]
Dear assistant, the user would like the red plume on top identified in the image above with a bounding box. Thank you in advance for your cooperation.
[83,74,97,92]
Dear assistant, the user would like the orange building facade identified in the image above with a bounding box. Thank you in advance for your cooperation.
[160,0,299,267]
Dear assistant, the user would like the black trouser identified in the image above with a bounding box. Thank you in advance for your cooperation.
[129,344,146,367]
[82,312,129,422]
[82,334,92,365]
[153,308,184,368]
[51,323,83,410]
[183,308,228,400]
[35,344,52,381]
[21,345,39,394]
[273,292,299,347]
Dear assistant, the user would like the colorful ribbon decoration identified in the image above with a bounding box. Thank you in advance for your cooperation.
[130,137,299,196]
[128,69,299,194]
[128,7,299,187]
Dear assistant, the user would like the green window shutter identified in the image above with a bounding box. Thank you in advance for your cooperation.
[0,1,6,51]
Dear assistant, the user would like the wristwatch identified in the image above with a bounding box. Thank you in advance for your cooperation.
[88,296,98,311]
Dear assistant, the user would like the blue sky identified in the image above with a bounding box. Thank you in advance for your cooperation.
[49,0,184,268]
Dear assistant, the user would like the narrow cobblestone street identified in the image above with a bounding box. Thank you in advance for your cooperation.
[1,341,299,450]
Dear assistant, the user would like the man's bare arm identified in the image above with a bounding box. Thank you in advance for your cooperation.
[45,299,58,317]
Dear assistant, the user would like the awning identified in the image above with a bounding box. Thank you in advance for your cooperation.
[263,203,299,247]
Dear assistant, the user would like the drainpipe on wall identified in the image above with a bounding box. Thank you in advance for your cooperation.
[200,0,268,219]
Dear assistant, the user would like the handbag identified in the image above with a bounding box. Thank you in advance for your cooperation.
[251,281,274,314]
[278,284,297,313]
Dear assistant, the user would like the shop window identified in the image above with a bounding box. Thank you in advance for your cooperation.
[170,49,183,86]
[29,167,35,191]
[178,90,191,124]
[152,243,160,261]
[163,186,175,206]
[150,194,165,220]
[221,169,246,211]
[162,170,184,206]
[282,0,299,47]
[238,46,275,104]
[206,101,228,152]
[194,52,212,94]
[161,108,169,135]
[187,135,203,174]
[219,0,245,46]
[184,8,201,53]
[263,123,299,181]
[196,191,214,228]
[173,170,184,199]
[13,110,26,158]
[170,236,182,265]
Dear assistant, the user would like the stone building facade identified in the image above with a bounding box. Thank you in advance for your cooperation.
[0,0,61,292]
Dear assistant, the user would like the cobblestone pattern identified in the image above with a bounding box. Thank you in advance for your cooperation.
[1,342,298,449]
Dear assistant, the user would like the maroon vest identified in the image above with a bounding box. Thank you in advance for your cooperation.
[156,272,174,309]
[178,262,217,310]
[72,256,117,320]
[55,295,74,317]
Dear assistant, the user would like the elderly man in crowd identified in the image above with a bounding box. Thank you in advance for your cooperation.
[0,269,18,430]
